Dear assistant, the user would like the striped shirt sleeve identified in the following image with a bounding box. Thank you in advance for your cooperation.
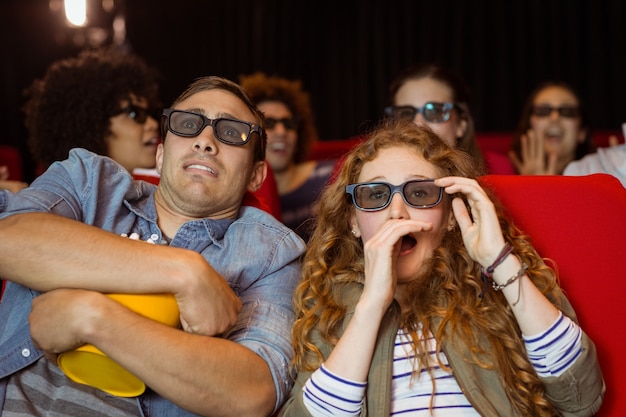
[523,312,583,377]
[302,364,366,417]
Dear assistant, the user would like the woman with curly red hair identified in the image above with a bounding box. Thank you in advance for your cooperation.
[280,119,604,416]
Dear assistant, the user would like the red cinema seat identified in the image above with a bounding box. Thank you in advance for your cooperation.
[308,136,364,161]
[479,174,626,416]
[0,145,23,180]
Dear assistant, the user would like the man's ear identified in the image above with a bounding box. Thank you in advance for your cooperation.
[155,143,165,175]
[247,160,267,192]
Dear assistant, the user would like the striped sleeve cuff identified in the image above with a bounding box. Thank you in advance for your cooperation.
[302,364,366,417]
[523,312,583,377]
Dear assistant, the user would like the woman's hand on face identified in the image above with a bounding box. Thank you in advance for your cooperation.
[360,219,432,311]
[509,129,558,175]
[435,177,506,267]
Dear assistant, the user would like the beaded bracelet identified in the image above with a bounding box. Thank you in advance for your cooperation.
[491,262,528,307]
[491,262,528,291]
[481,243,514,279]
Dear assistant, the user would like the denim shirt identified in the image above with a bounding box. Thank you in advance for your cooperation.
[0,148,306,416]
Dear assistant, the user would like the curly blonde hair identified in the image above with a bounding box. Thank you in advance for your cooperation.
[292,119,561,416]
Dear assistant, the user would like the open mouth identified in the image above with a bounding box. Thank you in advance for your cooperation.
[400,234,417,252]
[545,127,563,141]
[144,137,159,147]
[268,142,287,151]
[185,163,216,175]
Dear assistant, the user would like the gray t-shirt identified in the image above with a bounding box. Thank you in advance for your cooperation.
[4,358,140,417]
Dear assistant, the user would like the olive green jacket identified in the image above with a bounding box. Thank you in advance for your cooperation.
[280,284,605,417]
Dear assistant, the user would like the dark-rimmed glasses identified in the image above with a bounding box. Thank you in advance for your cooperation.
[384,102,457,123]
[114,104,155,124]
[161,108,262,146]
[531,105,580,118]
[265,117,299,130]
[346,179,444,211]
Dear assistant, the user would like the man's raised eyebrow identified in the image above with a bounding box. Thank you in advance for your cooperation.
[175,107,205,115]
[179,107,239,120]
[216,112,238,119]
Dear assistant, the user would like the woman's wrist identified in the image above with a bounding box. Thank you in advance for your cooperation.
[481,243,513,278]
[489,254,527,307]
[355,293,390,322]
[489,253,524,284]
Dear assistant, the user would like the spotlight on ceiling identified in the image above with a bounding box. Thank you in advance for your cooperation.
[49,0,126,48]
[64,0,87,27]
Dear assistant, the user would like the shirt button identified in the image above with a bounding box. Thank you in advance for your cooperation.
[150,234,159,241]
[21,348,31,357]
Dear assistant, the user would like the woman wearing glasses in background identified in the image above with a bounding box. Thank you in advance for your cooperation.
[509,81,596,175]
[279,119,604,417]
[22,46,161,177]
[240,72,336,241]
[384,64,515,175]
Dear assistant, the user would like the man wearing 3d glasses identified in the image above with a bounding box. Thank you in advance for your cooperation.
[0,76,306,416]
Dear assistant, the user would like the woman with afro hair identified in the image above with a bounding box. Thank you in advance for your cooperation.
[22,45,162,176]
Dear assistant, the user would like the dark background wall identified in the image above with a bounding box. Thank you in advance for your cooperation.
[1,0,624,181]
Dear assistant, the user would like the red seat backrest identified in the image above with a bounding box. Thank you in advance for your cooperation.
[248,162,282,221]
[0,145,23,181]
[308,136,364,161]
[479,174,626,416]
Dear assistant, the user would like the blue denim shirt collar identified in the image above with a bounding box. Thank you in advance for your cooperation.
[123,192,234,250]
